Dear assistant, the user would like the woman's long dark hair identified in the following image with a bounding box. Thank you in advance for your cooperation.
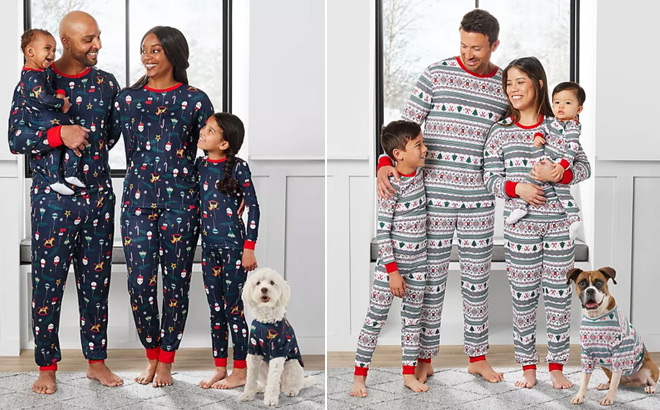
[214,113,246,197]
[502,57,553,126]
[130,26,189,89]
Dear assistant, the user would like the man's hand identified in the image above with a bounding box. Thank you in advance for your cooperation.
[514,183,547,206]
[242,248,258,271]
[60,125,90,156]
[530,159,563,183]
[388,271,406,298]
[533,135,546,148]
[377,165,399,200]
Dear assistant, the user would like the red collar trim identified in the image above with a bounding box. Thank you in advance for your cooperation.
[22,67,44,72]
[399,170,417,177]
[51,64,91,78]
[455,56,498,78]
[145,83,183,92]
[207,157,227,163]
[514,115,544,129]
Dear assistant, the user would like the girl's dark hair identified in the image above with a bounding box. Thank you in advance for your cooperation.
[502,57,553,126]
[130,26,189,89]
[214,113,246,196]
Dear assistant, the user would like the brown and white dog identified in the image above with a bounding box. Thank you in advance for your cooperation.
[567,267,658,406]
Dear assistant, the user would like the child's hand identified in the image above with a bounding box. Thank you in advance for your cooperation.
[533,135,545,148]
[242,248,258,271]
[388,271,406,298]
[549,163,565,182]
[61,97,70,113]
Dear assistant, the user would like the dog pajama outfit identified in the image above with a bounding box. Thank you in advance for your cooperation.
[8,65,120,370]
[197,155,260,367]
[113,82,213,363]
[248,319,304,367]
[484,115,591,367]
[580,307,646,377]
[355,170,427,375]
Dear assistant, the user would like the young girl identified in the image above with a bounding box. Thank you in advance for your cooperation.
[196,113,260,390]
[483,57,591,390]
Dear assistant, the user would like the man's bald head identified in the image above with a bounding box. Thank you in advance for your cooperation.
[59,11,98,39]
[58,11,101,67]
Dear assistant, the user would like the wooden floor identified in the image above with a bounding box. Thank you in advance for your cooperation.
[0,349,325,372]
[328,345,660,368]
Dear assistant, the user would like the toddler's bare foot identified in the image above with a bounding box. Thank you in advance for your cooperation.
[86,362,123,387]
[32,371,57,394]
[199,367,227,389]
[468,359,504,383]
[152,361,173,388]
[415,361,434,383]
[135,359,158,385]
[212,367,246,389]
[550,370,574,389]
[515,368,537,388]
[349,375,368,397]
[403,374,429,392]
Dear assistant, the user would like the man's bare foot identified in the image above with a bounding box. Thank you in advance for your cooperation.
[199,367,227,389]
[349,375,367,397]
[152,361,173,388]
[135,359,158,385]
[550,370,574,389]
[32,371,57,394]
[415,361,434,383]
[212,367,246,389]
[468,360,504,383]
[515,368,537,388]
[403,374,429,393]
[86,362,123,387]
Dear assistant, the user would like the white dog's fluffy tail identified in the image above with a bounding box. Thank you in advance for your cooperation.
[302,375,316,389]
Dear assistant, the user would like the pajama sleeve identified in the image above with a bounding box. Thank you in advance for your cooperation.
[113,91,132,169]
[236,160,260,249]
[581,348,595,374]
[564,146,591,185]
[105,73,122,151]
[25,70,63,110]
[376,178,400,273]
[402,65,434,126]
[7,97,59,155]
[544,119,582,170]
[483,125,516,199]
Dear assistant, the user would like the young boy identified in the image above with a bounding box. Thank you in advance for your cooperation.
[19,28,83,195]
[350,120,429,397]
[506,82,585,240]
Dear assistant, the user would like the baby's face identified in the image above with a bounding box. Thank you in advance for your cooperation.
[26,33,56,69]
[552,89,583,121]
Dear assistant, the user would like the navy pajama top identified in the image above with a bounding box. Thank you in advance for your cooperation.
[248,319,303,367]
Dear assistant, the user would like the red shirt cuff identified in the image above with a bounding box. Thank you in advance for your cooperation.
[244,240,256,250]
[505,181,518,198]
[47,125,63,148]
[385,262,398,273]
[56,89,66,97]
[377,155,393,171]
[558,159,570,170]
[560,169,574,184]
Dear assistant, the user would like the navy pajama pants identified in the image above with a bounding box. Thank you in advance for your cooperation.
[30,190,115,369]
[121,206,199,363]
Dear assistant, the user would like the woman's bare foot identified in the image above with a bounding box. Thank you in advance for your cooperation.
[135,359,158,385]
[515,368,537,388]
[550,370,574,389]
[403,374,429,393]
[32,371,57,394]
[87,362,123,387]
[468,360,504,383]
[152,361,173,388]
[349,375,367,397]
[212,367,246,389]
[199,367,227,389]
[415,361,434,383]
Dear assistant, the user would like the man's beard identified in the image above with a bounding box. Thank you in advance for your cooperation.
[71,48,98,67]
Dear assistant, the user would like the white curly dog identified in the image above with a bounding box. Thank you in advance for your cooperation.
[238,268,315,406]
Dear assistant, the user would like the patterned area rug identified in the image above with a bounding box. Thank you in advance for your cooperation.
[327,367,659,409]
[0,370,325,409]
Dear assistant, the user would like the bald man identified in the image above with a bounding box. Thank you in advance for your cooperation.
[8,11,123,393]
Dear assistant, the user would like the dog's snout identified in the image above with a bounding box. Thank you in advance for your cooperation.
[261,287,268,294]
[586,288,595,296]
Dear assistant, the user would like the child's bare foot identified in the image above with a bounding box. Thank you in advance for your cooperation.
[415,361,434,383]
[86,362,123,387]
[135,359,158,385]
[468,359,504,383]
[550,370,574,389]
[32,371,57,394]
[152,361,173,388]
[199,367,227,389]
[349,375,368,397]
[212,367,246,389]
[515,368,537,388]
[403,374,429,393]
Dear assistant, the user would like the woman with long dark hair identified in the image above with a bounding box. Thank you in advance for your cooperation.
[483,57,590,390]
[113,26,213,387]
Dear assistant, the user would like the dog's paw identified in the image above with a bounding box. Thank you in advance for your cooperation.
[238,391,256,402]
[595,383,610,391]
[264,394,280,406]
[570,395,584,405]
[599,395,615,406]
[645,385,656,394]
[283,388,300,397]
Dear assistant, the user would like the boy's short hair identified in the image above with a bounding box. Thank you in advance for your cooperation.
[381,120,421,160]
[460,9,500,45]
[21,28,53,53]
[552,81,586,106]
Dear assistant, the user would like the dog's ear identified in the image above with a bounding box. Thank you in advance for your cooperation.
[242,272,257,309]
[566,268,582,285]
[599,267,617,285]
[277,274,291,309]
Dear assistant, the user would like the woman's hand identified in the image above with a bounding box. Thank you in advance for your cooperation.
[388,271,406,298]
[530,159,563,183]
[377,165,399,199]
[242,249,258,271]
[515,183,547,206]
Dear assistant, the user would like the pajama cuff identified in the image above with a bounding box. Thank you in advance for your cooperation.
[159,350,176,364]
[534,131,544,139]
[385,262,398,273]
[417,358,432,364]
[469,355,486,363]
[558,159,570,170]
[548,363,564,372]
[354,366,369,376]
[244,240,256,250]
[88,359,105,364]
[402,365,416,375]
[522,364,537,371]
[560,169,574,184]
[39,364,58,371]
[505,181,519,198]
[233,359,247,369]
[214,357,228,367]
[56,89,66,97]
[146,347,161,361]
[377,155,394,171]
[46,125,63,148]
